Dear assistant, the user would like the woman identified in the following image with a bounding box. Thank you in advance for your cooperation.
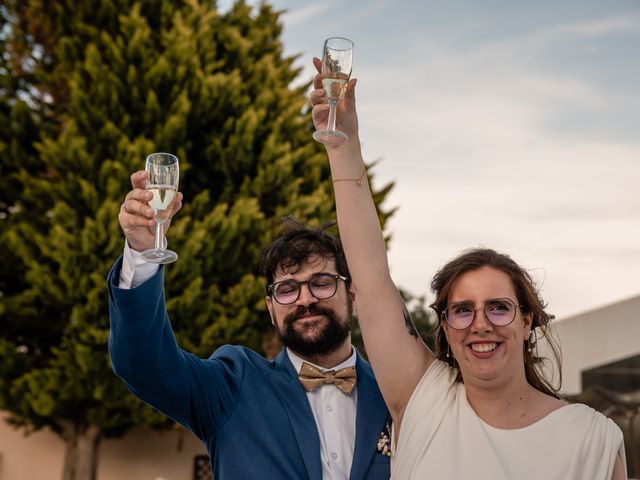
[309,57,627,479]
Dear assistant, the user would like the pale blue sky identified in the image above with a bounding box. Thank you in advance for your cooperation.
[222,0,640,318]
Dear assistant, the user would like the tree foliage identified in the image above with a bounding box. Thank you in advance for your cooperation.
[0,2,394,470]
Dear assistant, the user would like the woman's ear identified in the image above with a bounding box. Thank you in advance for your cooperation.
[522,312,533,340]
[440,313,449,335]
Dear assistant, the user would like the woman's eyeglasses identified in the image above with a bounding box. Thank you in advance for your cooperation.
[443,298,522,330]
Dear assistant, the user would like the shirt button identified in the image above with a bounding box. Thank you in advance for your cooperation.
[331,452,338,460]
[325,404,333,412]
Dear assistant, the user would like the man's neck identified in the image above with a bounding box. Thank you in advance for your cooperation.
[294,342,354,369]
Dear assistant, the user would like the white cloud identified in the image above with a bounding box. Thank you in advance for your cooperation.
[543,14,640,38]
[281,1,338,27]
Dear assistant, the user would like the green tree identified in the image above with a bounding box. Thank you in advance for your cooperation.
[0,1,394,479]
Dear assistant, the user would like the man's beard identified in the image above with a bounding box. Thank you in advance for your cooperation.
[275,302,352,357]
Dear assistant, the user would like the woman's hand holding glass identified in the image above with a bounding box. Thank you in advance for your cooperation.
[118,168,183,258]
[310,56,359,148]
[312,37,354,146]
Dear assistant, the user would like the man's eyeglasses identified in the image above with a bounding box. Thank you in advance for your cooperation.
[266,273,348,305]
[443,298,522,330]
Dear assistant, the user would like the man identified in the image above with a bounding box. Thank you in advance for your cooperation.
[108,170,391,480]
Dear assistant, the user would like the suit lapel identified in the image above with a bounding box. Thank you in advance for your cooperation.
[349,353,389,480]
[267,349,323,480]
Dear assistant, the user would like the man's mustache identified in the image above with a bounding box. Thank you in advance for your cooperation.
[285,304,334,325]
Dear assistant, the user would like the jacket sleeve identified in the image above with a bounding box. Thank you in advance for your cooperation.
[107,256,244,440]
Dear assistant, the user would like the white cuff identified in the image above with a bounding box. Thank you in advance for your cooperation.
[118,240,161,289]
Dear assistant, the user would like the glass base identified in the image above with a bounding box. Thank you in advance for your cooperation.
[142,248,178,264]
[313,129,349,146]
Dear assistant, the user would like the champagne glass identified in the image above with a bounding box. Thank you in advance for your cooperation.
[312,37,354,146]
[142,152,179,264]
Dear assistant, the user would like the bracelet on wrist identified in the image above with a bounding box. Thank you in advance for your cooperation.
[332,167,367,186]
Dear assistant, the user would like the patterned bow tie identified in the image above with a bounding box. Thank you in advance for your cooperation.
[298,362,356,395]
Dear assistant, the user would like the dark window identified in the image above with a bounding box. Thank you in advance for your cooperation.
[193,455,212,480]
[577,354,640,477]
[582,354,640,393]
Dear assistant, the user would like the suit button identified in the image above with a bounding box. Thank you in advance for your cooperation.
[331,452,338,460]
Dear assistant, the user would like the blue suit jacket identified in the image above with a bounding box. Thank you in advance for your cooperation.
[107,257,390,479]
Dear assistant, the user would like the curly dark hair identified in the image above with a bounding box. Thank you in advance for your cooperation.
[429,248,562,398]
[259,216,351,290]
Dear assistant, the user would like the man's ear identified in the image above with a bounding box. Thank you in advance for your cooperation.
[265,296,276,326]
[347,282,357,314]
[348,282,356,303]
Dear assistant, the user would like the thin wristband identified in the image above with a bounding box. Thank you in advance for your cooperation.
[332,167,367,186]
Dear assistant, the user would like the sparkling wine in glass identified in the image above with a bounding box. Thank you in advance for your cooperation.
[142,152,179,264]
[313,37,354,146]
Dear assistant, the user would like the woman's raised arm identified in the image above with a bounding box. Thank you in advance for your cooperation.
[310,58,434,422]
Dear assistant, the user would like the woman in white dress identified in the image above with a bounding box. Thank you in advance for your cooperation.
[309,57,627,480]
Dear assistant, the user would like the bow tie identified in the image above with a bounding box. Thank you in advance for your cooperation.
[298,362,356,395]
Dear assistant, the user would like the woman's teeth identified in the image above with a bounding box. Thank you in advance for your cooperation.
[471,343,497,353]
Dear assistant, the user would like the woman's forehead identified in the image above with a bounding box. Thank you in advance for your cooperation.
[448,267,516,302]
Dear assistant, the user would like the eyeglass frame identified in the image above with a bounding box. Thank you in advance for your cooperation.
[266,273,349,305]
[442,297,524,330]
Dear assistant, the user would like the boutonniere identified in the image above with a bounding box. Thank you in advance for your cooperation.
[376,420,392,457]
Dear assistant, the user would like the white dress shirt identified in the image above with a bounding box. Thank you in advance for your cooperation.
[287,349,358,480]
[118,241,159,289]
[119,243,359,479]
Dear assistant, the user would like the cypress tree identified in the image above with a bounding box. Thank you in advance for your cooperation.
[0,1,394,479]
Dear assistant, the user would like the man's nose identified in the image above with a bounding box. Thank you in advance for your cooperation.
[295,283,318,306]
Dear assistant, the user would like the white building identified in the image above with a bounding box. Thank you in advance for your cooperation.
[542,294,640,395]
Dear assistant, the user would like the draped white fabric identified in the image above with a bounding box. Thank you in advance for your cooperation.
[392,360,626,480]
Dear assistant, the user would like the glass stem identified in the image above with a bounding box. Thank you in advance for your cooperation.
[327,103,338,132]
[154,222,163,251]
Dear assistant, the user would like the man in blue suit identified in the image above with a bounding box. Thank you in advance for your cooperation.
[108,170,391,479]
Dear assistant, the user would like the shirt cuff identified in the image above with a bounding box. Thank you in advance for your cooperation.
[118,240,161,289]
